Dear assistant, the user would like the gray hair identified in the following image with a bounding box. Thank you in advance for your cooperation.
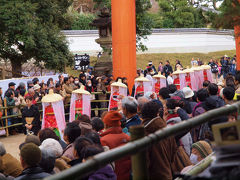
[28,88,34,94]
[122,96,138,114]
[137,97,150,112]
[0,142,6,156]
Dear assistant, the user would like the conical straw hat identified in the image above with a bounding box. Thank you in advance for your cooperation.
[72,85,90,95]
[201,65,211,70]
[135,74,150,82]
[153,72,166,79]
[183,67,194,73]
[172,69,185,75]
[42,89,63,103]
[111,79,127,88]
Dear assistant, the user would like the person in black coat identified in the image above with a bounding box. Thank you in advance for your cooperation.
[21,96,41,135]
[162,60,173,77]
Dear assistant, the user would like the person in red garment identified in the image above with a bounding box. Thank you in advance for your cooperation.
[100,111,131,180]
[44,104,57,129]
[75,93,83,119]
[42,89,65,138]
[109,79,127,110]
[134,75,150,99]
[172,69,185,90]
[152,72,166,95]
[183,68,194,89]
[69,85,91,122]
[109,86,120,110]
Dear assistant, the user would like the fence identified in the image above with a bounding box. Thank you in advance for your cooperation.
[0,91,110,136]
[45,101,240,180]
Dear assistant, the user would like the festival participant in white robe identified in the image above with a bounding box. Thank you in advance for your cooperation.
[152,72,166,95]
[41,89,66,138]
[69,85,91,122]
[201,64,213,83]
[183,68,198,91]
[108,79,127,110]
[134,75,152,99]
[172,69,186,90]
[192,66,204,90]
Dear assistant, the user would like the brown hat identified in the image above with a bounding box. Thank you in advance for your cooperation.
[20,143,41,167]
[103,111,122,127]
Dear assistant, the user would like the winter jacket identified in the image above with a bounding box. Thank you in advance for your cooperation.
[100,127,131,180]
[125,114,141,130]
[87,165,116,180]
[177,108,189,121]
[14,166,50,180]
[143,117,191,179]
[163,64,173,77]
[0,153,22,177]
[166,114,192,156]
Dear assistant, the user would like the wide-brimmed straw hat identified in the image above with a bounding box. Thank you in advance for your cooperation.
[135,74,150,82]
[153,72,166,79]
[172,69,185,75]
[42,89,63,103]
[72,85,90,95]
[111,79,127,88]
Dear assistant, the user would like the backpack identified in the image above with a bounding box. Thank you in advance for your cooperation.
[211,64,218,73]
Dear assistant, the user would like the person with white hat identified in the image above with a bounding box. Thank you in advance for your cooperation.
[183,68,198,91]
[182,87,197,114]
[41,90,66,139]
[33,84,42,101]
[152,72,166,95]
[69,85,91,122]
[108,79,127,110]
[134,75,152,99]
[172,69,186,90]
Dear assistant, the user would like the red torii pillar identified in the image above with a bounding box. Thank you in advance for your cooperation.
[235,0,240,71]
[111,0,136,93]
[235,24,240,71]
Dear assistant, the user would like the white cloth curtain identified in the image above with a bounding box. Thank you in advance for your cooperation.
[179,73,186,89]
[69,93,77,122]
[82,94,91,117]
[52,100,66,139]
[206,69,213,83]
[190,72,198,91]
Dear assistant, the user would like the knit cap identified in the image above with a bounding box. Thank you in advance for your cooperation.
[103,111,122,127]
[192,140,212,159]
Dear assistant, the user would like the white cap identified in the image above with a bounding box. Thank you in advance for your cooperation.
[182,87,194,99]
[39,138,63,157]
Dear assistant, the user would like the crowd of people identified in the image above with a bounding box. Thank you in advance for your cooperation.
[0,55,239,180]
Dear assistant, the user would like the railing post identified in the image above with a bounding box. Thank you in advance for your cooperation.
[3,98,9,136]
[130,125,148,180]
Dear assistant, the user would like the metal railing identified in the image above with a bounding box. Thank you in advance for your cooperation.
[45,101,240,180]
[0,91,110,136]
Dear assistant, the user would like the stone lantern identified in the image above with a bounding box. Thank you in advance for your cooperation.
[90,8,112,76]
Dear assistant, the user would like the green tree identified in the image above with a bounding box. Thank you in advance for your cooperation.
[214,0,240,29]
[72,13,96,30]
[93,0,154,51]
[158,0,206,28]
[0,0,73,77]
